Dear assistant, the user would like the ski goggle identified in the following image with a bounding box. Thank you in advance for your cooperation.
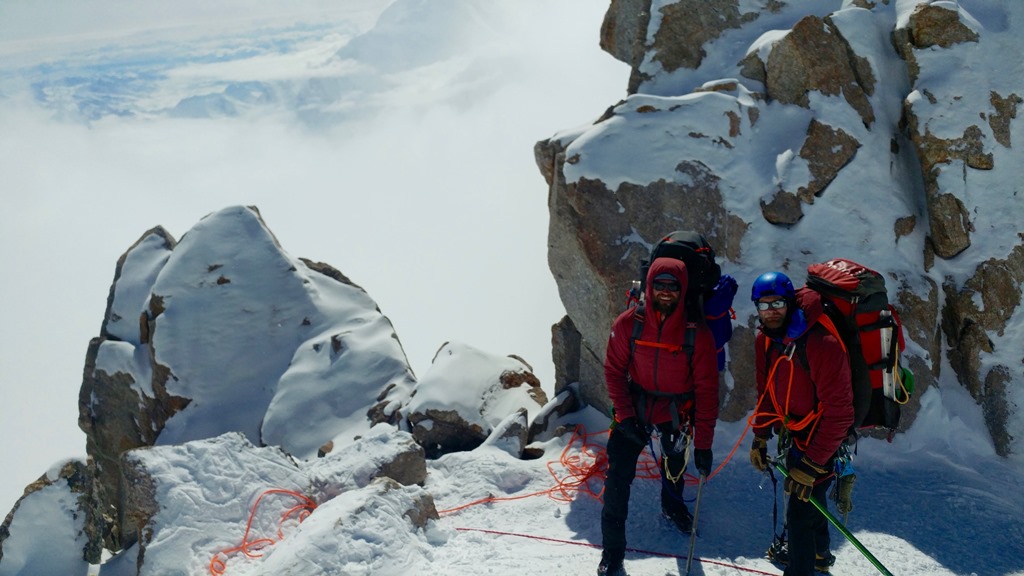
[652,281,681,293]
[756,300,788,311]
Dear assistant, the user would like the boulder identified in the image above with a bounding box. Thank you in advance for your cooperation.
[0,460,99,574]
[77,206,417,550]
[406,342,546,458]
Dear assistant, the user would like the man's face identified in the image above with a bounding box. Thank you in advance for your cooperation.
[756,296,788,330]
[652,279,681,314]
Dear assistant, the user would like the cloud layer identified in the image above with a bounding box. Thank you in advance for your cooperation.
[0,0,629,515]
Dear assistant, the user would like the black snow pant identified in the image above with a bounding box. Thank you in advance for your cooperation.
[783,452,833,576]
[600,422,688,565]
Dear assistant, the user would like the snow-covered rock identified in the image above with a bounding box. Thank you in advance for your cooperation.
[112,428,433,576]
[0,460,96,576]
[406,341,547,458]
[78,206,417,549]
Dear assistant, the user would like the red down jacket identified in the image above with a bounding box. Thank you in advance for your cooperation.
[752,288,853,466]
[604,257,720,450]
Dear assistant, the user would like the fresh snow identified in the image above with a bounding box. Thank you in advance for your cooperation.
[5,394,1023,575]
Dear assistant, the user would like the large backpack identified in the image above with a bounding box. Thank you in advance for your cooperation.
[635,230,722,308]
[804,258,912,435]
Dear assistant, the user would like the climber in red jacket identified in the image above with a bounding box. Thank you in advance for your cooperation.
[598,257,720,576]
[748,271,854,576]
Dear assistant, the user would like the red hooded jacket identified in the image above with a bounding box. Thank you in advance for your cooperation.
[752,287,853,465]
[604,257,720,449]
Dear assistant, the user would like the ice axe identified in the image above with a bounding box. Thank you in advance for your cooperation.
[684,473,706,575]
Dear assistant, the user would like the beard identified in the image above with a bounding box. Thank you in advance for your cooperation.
[652,299,678,316]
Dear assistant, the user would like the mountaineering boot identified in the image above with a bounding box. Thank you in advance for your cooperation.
[766,539,790,565]
[597,550,628,576]
[815,551,836,573]
[662,506,693,534]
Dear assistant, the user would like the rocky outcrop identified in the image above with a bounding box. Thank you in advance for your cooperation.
[895,3,1023,455]
[651,0,758,73]
[0,460,100,570]
[941,246,1024,456]
[77,227,180,551]
[601,0,772,94]
[599,0,651,70]
[481,408,530,458]
[896,3,987,260]
[797,120,861,202]
[406,342,547,458]
[75,206,418,551]
[9,204,561,572]
[763,15,876,127]
[527,385,582,445]
[540,1,1022,456]
[760,119,861,225]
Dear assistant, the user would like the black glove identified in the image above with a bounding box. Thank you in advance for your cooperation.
[784,456,828,501]
[694,448,713,477]
[750,436,768,472]
[613,416,649,447]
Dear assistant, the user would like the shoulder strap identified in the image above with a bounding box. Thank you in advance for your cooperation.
[815,313,846,354]
[789,314,847,371]
[628,301,646,361]
[680,292,709,364]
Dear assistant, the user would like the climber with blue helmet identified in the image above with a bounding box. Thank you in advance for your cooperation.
[748,271,853,576]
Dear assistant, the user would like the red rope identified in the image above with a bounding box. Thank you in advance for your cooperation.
[455,527,780,575]
[209,488,317,575]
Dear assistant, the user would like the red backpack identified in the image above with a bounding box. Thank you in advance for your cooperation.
[805,259,912,434]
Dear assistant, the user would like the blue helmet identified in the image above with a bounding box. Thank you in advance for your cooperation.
[751,271,795,302]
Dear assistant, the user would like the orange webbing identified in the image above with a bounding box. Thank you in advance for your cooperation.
[634,339,684,354]
[209,488,317,575]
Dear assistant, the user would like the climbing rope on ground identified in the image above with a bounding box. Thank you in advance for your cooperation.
[208,488,317,575]
[439,421,750,516]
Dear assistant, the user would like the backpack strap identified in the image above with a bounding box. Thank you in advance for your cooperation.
[628,301,646,362]
[626,300,697,431]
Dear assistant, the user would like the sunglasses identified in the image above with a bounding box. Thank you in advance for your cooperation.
[756,300,788,311]
[652,281,681,293]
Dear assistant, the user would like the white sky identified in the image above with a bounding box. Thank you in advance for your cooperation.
[0,0,628,516]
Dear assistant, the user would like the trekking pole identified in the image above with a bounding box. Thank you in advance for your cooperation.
[684,473,707,576]
[773,463,894,576]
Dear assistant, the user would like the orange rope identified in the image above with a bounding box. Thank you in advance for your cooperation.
[440,422,746,516]
[209,488,317,575]
[207,424,750,573]
[748,350,821,452]
[748,319,848,452]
